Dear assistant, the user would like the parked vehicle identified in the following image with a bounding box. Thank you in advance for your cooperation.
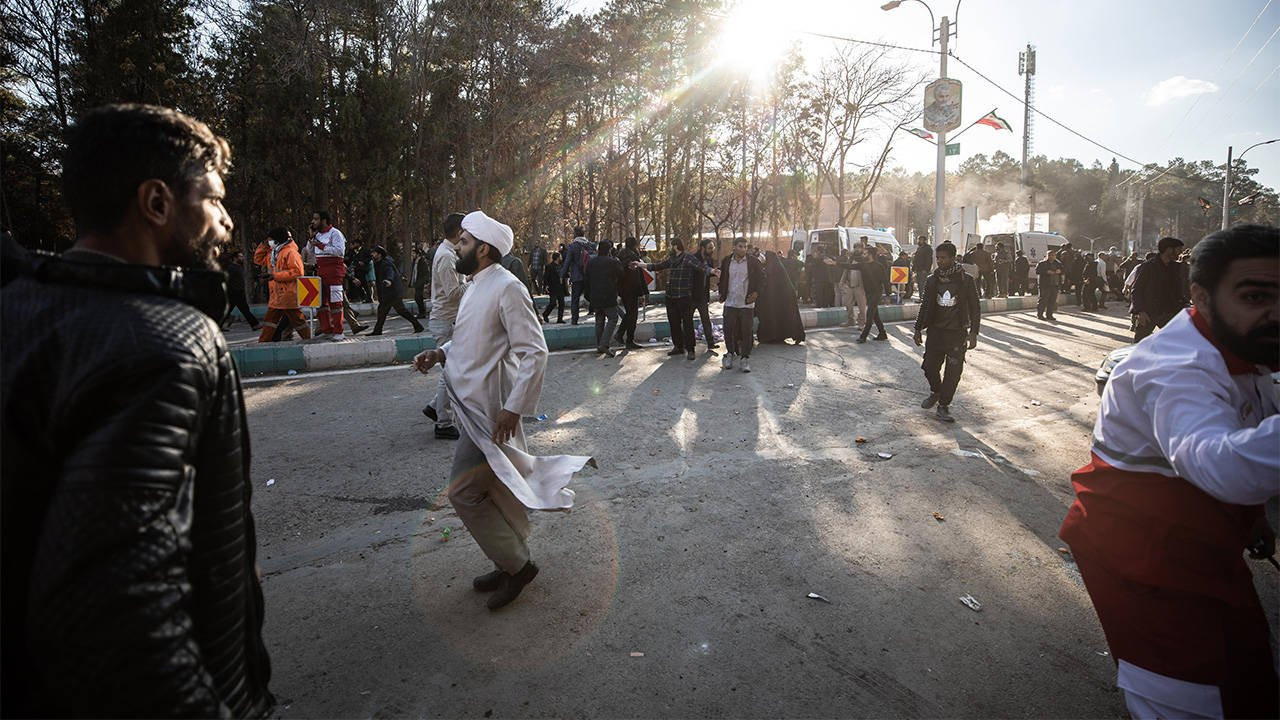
[1095,341,1280,395]
[970,231,1070,293]
[797,226,900,261]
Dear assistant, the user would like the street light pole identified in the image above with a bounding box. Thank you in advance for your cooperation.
[883,0,959,245]
[1222,138,1279,230]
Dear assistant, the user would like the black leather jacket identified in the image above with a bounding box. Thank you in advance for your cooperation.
[1,250,273,718]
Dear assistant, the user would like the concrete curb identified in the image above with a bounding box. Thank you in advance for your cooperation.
[227,292,671,320]
[231,292,1070,376]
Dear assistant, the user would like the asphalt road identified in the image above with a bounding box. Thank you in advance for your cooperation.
[243,305,1279,718]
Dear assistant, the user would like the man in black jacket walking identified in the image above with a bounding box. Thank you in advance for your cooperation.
[369,244,425,335]
[1130,236,1187,341]
[614,236,647,349]
[222,248,262,331]
[1,104,274,718]
[412,239,434,318]
[826,247,890,343]
[912,240,934,300]
[1012,250,1030,296]
[561,226,595,324]
[693,239,720,351]
[583,240,623,356]
[914,242,981,423]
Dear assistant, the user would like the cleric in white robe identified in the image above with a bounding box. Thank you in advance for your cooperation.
[414,209,591,610]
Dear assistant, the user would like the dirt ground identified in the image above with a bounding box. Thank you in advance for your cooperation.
[243,305,1279,718]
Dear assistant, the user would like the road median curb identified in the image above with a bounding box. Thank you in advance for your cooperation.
[232,292,1072,376]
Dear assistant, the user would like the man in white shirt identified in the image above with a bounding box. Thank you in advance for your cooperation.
[1061,224,1279,719]
[717,238,765,372]
[424,213,467,440]
[413,210,590,611]
[308,210,347,337]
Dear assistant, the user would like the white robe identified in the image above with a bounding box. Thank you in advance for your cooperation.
[441,263,590,509]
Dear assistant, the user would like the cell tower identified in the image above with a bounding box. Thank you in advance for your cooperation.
[1018,44,1037,230]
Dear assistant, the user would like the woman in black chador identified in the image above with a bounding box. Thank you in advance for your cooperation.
[756,251,806,344]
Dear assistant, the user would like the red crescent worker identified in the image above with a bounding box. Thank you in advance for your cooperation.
[308,209,346,336]
[1061,224,1279,719]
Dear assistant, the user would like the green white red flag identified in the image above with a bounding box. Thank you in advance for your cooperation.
[906,127,935,141]
[975,111,1013,132]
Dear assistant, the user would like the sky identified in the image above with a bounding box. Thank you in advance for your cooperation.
[562,0,1280,192]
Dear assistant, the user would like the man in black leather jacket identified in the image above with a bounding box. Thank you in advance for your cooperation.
[0,104,274,718]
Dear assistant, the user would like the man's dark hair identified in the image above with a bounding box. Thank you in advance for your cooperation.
[551,252,561,262]
[1157,236,1184,252]
[372,245,388,257]
[443,212,465,239]
[734,237,747,247]
[573,226,586,237]
[625,236,638,250]
[935,242,957,257]
[699,238,716,254]
[483,241,504,262]
[62,104,231,237]
[597,240,613,255]
[314,210,331,224]
[267,227,289,244]
[670,237,685,252]
[1190,224,1279,294]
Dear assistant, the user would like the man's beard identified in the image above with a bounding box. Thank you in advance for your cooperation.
[456,245,479,275]
[174,228,227,270]
[1206,305,1280,367]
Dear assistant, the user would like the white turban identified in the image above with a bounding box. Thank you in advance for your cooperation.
[462,210,514,257]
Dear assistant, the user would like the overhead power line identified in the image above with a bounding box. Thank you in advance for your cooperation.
[1162,0,1272,143]
[947,52,1146,167]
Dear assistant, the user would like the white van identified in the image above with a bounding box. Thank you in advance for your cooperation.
[801,226,900,260]
[978,231,1070,292]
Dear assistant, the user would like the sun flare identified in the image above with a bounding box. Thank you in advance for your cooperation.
[712,0,797,83]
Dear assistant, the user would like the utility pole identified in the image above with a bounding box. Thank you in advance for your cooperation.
[934,15,950,244]
[1221,138,1280,230]
[1221,145,1232,230]
[1136,189,1145,250]
[1018,44,1036,231]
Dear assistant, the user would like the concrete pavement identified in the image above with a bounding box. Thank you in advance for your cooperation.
[240,305,1277,717]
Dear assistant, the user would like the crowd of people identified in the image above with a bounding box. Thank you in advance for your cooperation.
[228,213,1198,353]
[2,104,1275,720]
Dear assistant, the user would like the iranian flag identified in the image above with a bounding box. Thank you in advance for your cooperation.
[976,111,1013,131]
[906,127,935,141]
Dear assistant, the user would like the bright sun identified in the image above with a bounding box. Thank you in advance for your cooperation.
[713,0,798,83]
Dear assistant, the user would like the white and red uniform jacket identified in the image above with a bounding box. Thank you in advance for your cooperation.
[312,227,346,259]
[1061,306,1279,717]
[1062,307,1278,598]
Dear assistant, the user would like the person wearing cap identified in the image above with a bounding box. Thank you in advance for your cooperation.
[368,244,424,335]
[413,210,591,611]
[1130,236,1188,341]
